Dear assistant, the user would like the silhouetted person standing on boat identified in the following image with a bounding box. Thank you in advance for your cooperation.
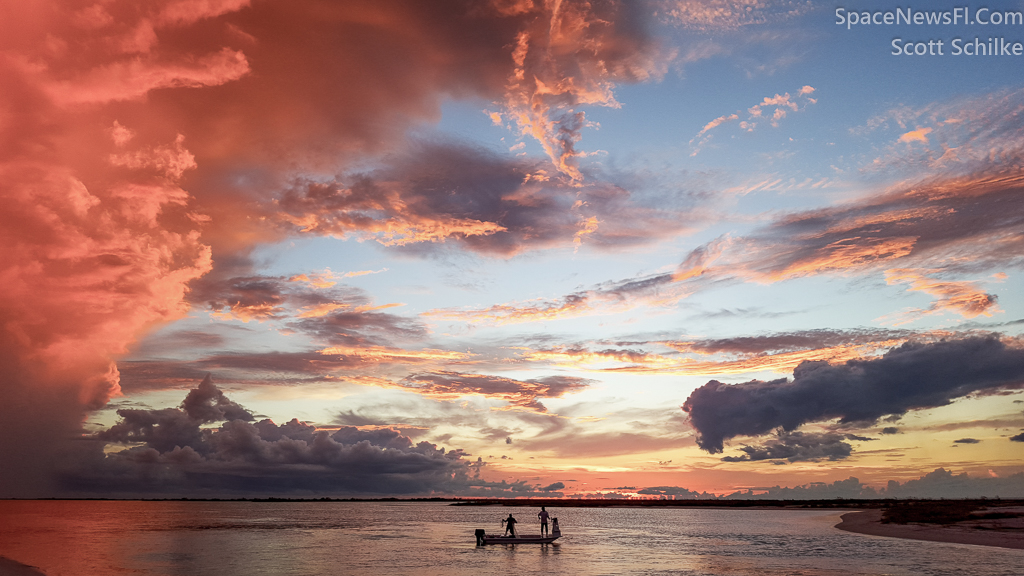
[538,506,550,536]
[502,513,518,537]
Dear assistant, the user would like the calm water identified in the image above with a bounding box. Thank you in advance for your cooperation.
[0,501,1020,575]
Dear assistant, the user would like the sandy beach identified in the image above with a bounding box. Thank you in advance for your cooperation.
[836,508,1024,550]
[0,558,45,576]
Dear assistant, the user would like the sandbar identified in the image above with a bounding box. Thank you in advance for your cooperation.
[835,508,1024,550]
[0,557,45,576]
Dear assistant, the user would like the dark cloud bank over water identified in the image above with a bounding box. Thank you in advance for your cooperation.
[683,336,1024,453]
[61,376,555,498]
[639,468,1024,500]
[30,374,1024,499]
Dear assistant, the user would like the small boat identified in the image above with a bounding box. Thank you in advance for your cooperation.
[475,530,560,545]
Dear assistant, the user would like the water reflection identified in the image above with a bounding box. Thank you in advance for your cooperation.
[0,501,1020,576]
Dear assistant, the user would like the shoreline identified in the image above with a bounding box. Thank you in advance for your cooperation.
[835,509,1024,550]
[0,557,45,576]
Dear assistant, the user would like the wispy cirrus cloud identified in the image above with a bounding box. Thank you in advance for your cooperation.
[524,339,905,377]
[512,328,915,377]
[426,236,728,324]
[860,88,1024,175]
[660,0,813,31]
[690,85,816,155]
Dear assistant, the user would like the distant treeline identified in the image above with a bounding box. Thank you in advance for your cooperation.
[451,497,1024,509]
[7,497,1023,509]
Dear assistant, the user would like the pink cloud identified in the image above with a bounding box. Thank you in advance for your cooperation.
[898,127,933,144]
[691,85,816,153]
[500,2,673,180]
[880,268,1001,325]
[41,47,250,105]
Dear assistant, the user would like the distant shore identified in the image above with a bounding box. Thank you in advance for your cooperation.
[449,497,877,508]
[0,557,45,576]
[835,507,1024,549]
[5,496,1024,510]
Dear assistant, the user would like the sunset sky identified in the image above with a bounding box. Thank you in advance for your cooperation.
[2,0,1023,499]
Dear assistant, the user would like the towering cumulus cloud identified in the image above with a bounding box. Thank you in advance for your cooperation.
[0,0,238,496]
[69,376,475,495]
[682,336,1024,453]
[0,0,669,496]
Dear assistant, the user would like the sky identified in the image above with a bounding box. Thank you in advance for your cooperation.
[2,0,1024,499]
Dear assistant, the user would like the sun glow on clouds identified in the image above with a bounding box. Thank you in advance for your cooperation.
[517,339,906,377]
[318,346,473,363]
[899,127,933,144]
[880,268,1001,325]
[4,0,1024,499]
[691,86,816,155]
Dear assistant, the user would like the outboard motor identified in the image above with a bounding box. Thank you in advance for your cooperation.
[551,518,560,537]
[475,529,487,545]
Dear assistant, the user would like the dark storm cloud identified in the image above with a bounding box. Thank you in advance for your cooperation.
[98,375,253,453]
[881,427,900,435]
[683,336,1024,453]
[636,486,707,498]
[880,468,1024,499]
[540,482,565,492]
[1010,433,1024,442]
[641,469,1024,500]
[720,430,853,463]
[181,375,255,423]
[71,377,491,496]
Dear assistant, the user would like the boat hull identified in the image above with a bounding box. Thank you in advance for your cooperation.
[478,534,560,544]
